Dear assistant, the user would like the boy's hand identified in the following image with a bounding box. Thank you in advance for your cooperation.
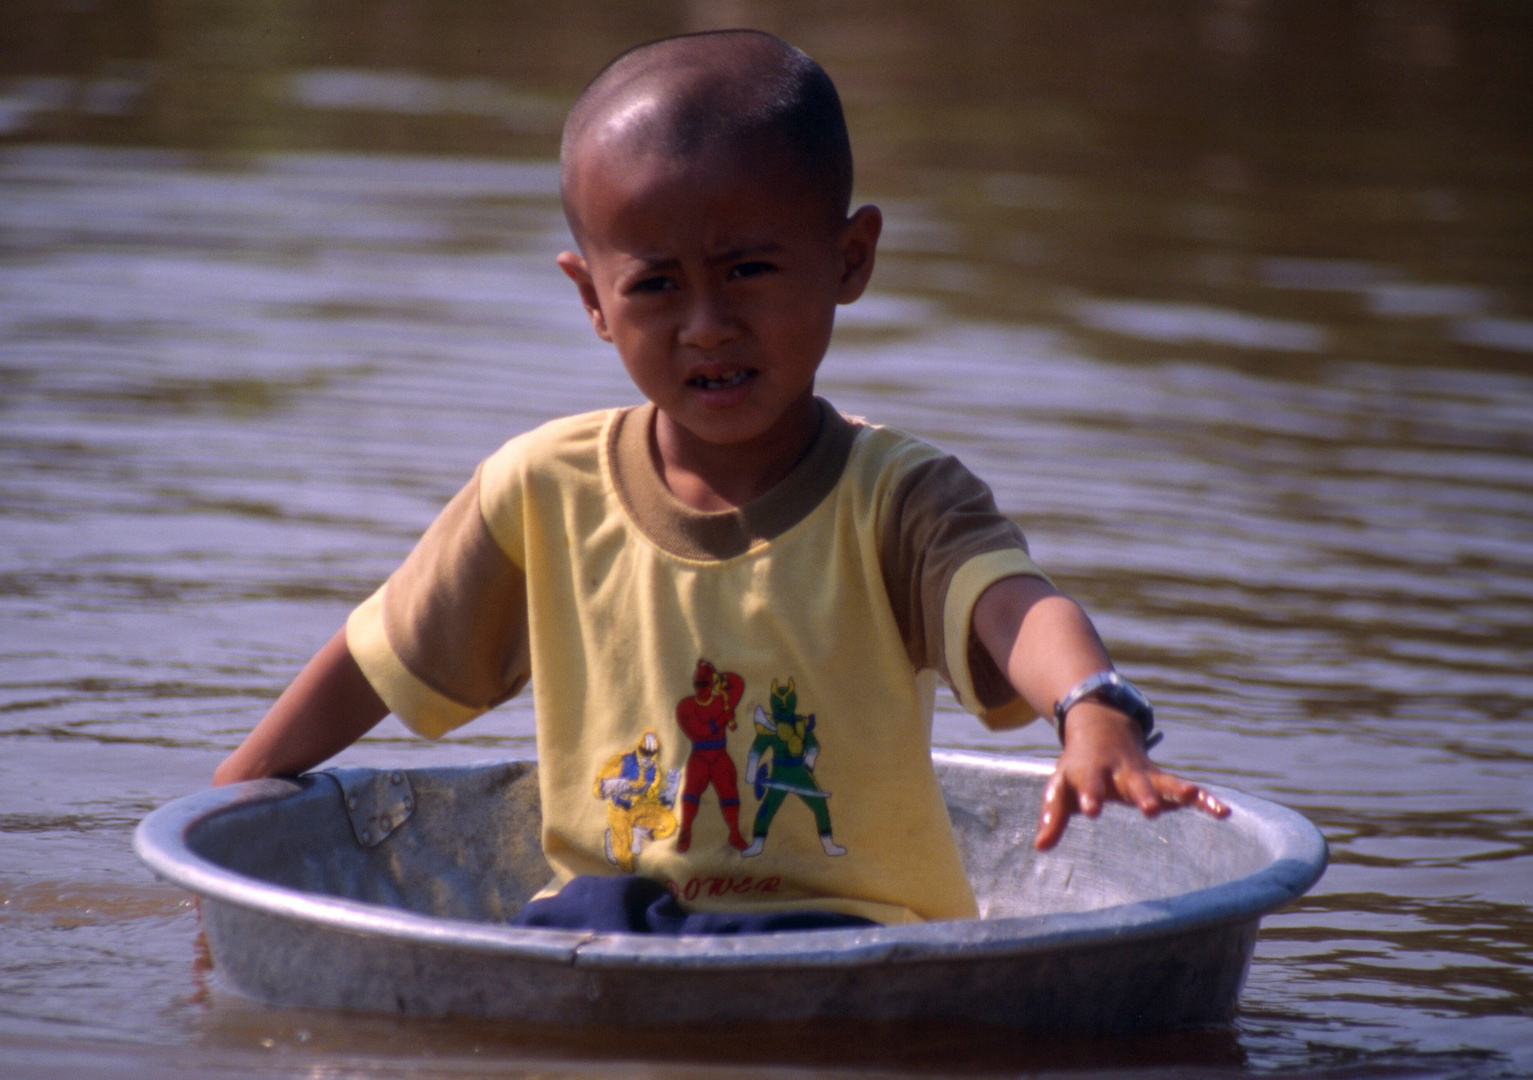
[1036,701,1228,851]
[970,574,1230,851]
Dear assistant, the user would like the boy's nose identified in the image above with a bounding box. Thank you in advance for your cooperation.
[677,288,737,350]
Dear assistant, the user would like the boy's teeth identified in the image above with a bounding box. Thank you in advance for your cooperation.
[693,371,750,390]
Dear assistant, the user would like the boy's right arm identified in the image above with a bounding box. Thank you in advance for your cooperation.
[212,627,389,786]
[972,574,1228,850]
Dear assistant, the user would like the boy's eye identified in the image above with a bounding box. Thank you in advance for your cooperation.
[627,275,676,295]
[727,261,775,281]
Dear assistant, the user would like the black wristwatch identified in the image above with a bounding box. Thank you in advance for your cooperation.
[1052,671,1161,749]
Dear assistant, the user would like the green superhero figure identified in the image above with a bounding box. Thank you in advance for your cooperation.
[741,678,847,858]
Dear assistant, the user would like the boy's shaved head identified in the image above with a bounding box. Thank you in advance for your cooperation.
[560,30,854,241]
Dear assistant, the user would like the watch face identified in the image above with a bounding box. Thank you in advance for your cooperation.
[1097,678,1154,732]
[1109,681,1148,712]
[1053,672,1156,745]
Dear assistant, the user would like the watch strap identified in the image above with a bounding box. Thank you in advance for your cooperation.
[1052,671,1161,749]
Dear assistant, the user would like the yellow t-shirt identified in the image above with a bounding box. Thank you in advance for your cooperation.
[347,400,1046,924]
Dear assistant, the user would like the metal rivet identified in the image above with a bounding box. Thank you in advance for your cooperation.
[391,772,403,784]
[360,830,372,843]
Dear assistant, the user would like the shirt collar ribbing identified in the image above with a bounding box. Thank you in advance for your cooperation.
[607,398,858,561]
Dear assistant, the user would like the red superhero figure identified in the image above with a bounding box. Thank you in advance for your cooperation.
[674,659,748,852]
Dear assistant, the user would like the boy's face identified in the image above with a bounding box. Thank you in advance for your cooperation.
[558,137,879,452]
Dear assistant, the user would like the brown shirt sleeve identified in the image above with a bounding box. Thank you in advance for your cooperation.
[378,464,531,712]
[878,453,1044,713]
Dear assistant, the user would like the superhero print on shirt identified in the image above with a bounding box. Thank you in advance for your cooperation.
[674,659,749,852]
[593,729,680,873]
[742,678,846,858]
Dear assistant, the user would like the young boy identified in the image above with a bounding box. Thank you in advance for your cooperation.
[214,30,1226,932]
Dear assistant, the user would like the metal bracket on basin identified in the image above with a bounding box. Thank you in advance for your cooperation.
[323,767,415,848]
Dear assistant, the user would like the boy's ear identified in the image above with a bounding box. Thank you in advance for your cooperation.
[556,250,612,342]
[835,204,882,305]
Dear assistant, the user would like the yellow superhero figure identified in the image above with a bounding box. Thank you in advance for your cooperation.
[593,730,680,872]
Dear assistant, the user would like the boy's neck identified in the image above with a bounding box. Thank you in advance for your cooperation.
[651,396,824,512]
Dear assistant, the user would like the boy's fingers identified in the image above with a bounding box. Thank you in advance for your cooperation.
[1034,776,1073,851]
[1152,773,1231,818]
[1034,764,1231,852]
[1190,786,1230,818]
[1074,768,1105,817]
[1038,774,1166,849]
[1150,773,1195,808]
[1119,769,1164,817]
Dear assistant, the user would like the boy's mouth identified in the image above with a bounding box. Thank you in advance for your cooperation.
[687,369,754,391]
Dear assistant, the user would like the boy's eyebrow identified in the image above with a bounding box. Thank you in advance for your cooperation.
[622,242,786,272]
[708,242,785,264]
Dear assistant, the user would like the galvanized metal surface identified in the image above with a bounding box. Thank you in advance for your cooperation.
[327,767,416,848]
[133,751,1327,1031]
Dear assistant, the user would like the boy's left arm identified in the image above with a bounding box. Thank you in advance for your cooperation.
[971,574,1229,851]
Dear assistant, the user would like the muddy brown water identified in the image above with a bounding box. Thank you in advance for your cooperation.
[2,4,1530,1077]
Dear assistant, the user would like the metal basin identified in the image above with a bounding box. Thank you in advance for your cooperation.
[133,751,1326,1031]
